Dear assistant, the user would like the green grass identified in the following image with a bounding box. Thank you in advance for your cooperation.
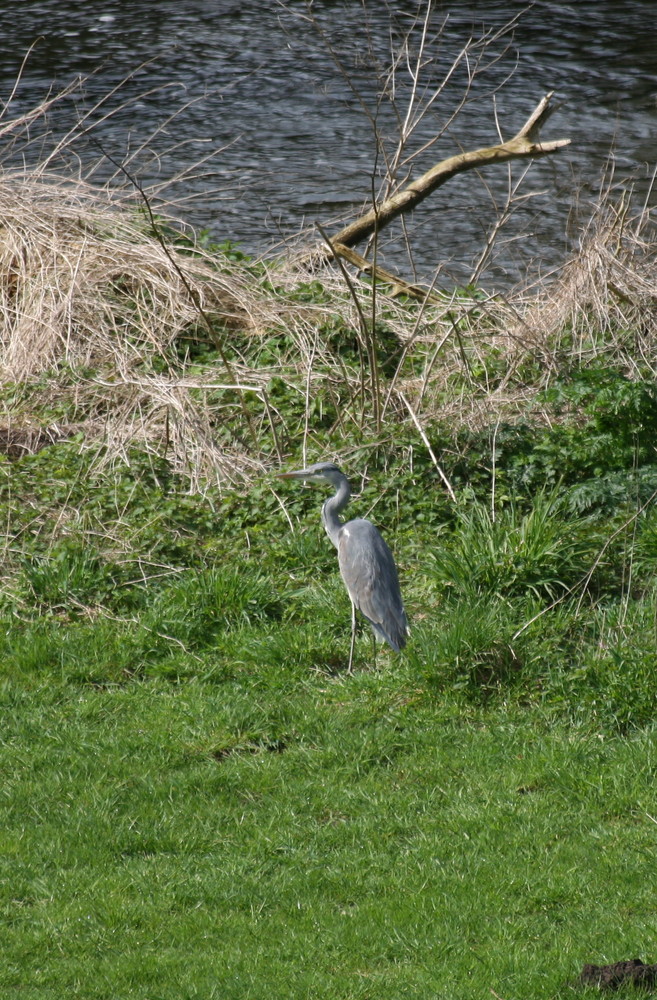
[3,665,657,1000]
[2,501,657,997]
[2,450,657,998]
[3,276,657,997]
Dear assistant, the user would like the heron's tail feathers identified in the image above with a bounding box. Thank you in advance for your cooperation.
[369,614,409,652]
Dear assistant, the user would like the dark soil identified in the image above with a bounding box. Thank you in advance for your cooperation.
[580,960,657,991]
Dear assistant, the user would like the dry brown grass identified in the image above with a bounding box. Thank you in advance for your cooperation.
[516,196,657,378]
[0,157,655,489]
[0,174,249,377]
[0,170,283,485]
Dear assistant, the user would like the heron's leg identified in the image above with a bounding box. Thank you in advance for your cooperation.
[371,629,377,670]
[347,601,357,673]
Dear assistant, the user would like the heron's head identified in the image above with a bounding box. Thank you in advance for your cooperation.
[277,461,346,488]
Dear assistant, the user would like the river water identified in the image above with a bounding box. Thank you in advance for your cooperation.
[2,1,657,287]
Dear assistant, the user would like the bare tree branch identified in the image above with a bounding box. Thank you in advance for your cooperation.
[319,92,568,258]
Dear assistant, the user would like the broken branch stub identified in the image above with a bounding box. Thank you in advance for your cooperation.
[324,92,569,255]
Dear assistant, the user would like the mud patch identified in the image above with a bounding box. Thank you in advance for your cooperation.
[580,960,657,991]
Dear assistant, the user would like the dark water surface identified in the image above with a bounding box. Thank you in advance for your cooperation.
[2,1,657,286]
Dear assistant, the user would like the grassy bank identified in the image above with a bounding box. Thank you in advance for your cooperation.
[4,676,657,999]
[1,156,657,998]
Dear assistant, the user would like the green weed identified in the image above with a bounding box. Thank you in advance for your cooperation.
[429,491,594,602]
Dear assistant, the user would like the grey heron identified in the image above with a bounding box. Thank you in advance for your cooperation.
[278,462,408,670]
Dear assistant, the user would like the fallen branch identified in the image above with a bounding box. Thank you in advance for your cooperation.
[331,242,445,303]
[319,92,568,258]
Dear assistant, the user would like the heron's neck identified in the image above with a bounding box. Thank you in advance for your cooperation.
[321,475,350,548]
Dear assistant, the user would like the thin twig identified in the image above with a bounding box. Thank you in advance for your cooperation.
[398,391,457,503]
[270,487,295,533]
[490,416,501,523]
[315,219,370,421]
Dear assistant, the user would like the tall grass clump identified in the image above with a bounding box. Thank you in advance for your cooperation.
[430,490,595,603]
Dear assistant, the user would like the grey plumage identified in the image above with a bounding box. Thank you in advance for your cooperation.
[278,462,408,664]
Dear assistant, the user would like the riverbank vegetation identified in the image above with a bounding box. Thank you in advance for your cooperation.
[3,22,657,999]
[3,160,657,999]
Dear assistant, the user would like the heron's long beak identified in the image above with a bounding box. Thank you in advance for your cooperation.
[277,467,313,480]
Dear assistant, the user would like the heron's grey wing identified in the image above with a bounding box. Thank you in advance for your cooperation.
[337,518,408,650]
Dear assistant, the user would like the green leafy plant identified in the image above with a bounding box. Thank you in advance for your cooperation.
[509,370,657,500]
